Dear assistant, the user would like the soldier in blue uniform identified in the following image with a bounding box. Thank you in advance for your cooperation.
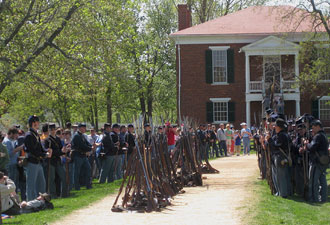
[44,123,69,198]
[111,124,124,180]
[302,120,329,202]
[71,123,94,190]
[292,123,306,197]
[99,123,116,183]
[24,115,52,201]
[266,118,292,198]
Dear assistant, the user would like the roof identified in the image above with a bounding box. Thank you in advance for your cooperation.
[170,6,325,37]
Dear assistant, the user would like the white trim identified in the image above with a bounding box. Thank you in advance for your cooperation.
[319,96,330,100]
[318,96,330,121]
[210,98,231,102]
[170,33,328,45]
[211,82,229,85]
[209,46,230,50]
[245,93,300,102]
[241,36,300,56]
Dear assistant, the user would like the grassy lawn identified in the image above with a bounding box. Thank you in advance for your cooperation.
[3,179,122,225]
[247,168,330,225]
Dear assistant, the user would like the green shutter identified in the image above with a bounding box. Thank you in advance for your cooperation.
[205,49,213,84]
[227,48,235,83]
[206,101,214,123]
[228,101,235,122]
[311,100,319,119]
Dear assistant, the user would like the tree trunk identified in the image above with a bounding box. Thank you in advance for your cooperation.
[106,85,112,124]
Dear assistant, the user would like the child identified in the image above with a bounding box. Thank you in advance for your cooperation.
[234,130,241,156]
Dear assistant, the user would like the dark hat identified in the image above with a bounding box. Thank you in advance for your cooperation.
[158,126,163,129]
[287,119,293,124]
[311,120,322,127]
[277,114,286,121]
[78,123,86,128]
[127,124,134,128]
[104,123,111,128]
[275,118,287,129]
[173,124,178,128]
[66,122,71,127]
[14,124,20,129]
[144,123,150,128]
[268,114,278,123]
[49,123,56,129]
[39,192,51,202]
[112,123,120,129]
[266,108,273,115]
[28,115,39,124]
[297,124,306,130]
[42,123,49,133]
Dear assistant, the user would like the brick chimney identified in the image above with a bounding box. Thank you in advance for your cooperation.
[178,4,192,31]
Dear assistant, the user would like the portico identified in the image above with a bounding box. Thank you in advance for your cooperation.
[241,36,301,126]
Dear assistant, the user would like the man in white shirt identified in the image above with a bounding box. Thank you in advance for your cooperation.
[217,123,228,156]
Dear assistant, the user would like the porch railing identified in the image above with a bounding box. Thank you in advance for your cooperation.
[248,80,297,93]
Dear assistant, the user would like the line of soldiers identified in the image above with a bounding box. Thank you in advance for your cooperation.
[255,112,329,202]
[12,114,174,203]
[15,116,141,201]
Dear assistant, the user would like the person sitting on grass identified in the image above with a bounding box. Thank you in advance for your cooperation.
[0,171,20,215]
[20,192,54,213]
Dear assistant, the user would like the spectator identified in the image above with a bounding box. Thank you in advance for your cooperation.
[0,132,9,175]
[225,124,233,155]
[166,123,176,153]
[240,122,252,155]
[88,127,100,179]
[234,130,241,156]
[15,129,27,201]
[217,123,227,156]
[0,172,20,215]
[3,128,20,191]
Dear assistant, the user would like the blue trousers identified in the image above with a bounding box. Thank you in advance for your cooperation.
[116,155,123,180]
[8,164,19,192]
[218,140,227,156]
[73,156,91,190]
[308,163,328,202]
[49,162,67,197]
[99,155,116,183]
[26,162,46,201]
[243,137,250,155]
[277,165,291,197]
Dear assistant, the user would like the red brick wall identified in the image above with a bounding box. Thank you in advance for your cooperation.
[176,43,329,128]
[177,43,246,128]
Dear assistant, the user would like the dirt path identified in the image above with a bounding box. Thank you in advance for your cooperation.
[53,155,258,225]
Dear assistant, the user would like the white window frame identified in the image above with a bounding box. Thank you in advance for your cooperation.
[210,98,231,123]
[316,44,330,83]
[319,96,330,121]
[209,46,230,85]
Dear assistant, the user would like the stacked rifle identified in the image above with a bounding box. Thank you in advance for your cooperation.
[111,119,218,213]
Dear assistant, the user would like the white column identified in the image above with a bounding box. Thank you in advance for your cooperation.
[294,53,299,93]
[295,100,300,117]
[246,100,251,127]
[245,54,250,94]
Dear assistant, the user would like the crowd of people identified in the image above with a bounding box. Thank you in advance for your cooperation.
[255,112,329,202]
[0,116,185,215]
[1,112,327,216]
[196,122,252,159]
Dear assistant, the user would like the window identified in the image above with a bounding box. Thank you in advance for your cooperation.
[319,99,330,120]
[213,102,228,122]
[212,50,227,83]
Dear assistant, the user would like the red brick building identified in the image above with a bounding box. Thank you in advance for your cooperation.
[170,5,330,128]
